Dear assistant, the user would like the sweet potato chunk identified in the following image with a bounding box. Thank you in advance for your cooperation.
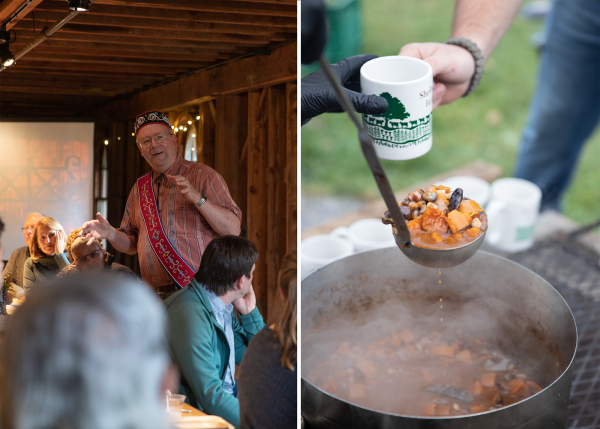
[349,383,365,399]
[464,228,481,238]
[455,349,472,363]
[481,373,496,387]
[421,205,449,233]
[407,218,422,231]
[436,404,450,416]
[526,381,542,393]
[447,210,470,234]
[430,345,454,358]
[509,379,529,396]
[424,402,436,416]
[471,380,483,395]
[355,358,377,379]
[399,328,414,343]
[470,403,487,413]
[459,199,483,216]
[422,368,434,383]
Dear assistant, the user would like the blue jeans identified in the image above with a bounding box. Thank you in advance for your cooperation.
[515,0,600,211]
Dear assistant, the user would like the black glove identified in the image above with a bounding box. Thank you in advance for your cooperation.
[301,54,389,126]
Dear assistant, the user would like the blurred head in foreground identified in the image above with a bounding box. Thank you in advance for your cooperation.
[0,274,173,429]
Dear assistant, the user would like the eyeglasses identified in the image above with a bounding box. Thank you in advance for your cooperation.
[21,226,35,231]
[75,248,103,264]
[136,132,173,148]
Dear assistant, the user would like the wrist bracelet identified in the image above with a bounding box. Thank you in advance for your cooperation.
[445,37,485,97]
[195,193,208,208]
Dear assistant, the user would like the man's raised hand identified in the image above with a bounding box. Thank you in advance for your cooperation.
[232,286,257,316]
[166,174,202,204]
[79,213,113,245]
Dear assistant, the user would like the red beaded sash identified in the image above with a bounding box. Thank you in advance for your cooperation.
[137,172,194,288]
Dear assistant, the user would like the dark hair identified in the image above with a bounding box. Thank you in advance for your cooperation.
[195,236,258,296]
[0,217,4,238]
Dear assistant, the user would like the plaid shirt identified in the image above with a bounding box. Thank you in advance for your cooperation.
[119,156,241,288]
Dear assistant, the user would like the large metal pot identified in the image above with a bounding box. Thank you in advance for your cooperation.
[301,249,577,428]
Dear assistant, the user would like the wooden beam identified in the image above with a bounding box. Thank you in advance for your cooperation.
[10,39,244,57]
[16,54,209,69]
[0,85,119,96]
[11,21,279,45]
[1,0,44,29]
[94,42,296,119]
[13,60,199,74]
[37,2,296,27]
[12,45,228,62]
[19,10,290,36]
[92,0,297,17]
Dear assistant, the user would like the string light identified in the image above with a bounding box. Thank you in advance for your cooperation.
[179,126,183,130]
[196,116,200,120]
[132,133,135,136]
[187,120,192,125]
[191,148,195,151]
[183,127,187,131]
[117,137,121,140]
[104,140,108,145]
[192,134,196,137]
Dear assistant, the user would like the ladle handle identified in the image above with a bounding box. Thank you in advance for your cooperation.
[317,56,412,247]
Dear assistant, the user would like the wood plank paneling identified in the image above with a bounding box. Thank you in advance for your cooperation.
[246,89,269,317]
[97,42,296,119]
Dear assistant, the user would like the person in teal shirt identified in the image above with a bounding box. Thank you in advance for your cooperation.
[164,236,265,428]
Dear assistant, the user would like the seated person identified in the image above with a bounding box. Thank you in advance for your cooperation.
[23,217,69,295]
[0,273,177,429]
[238,253,297,429]
[56,228,137,279]
[164,236,265,429]
[2,212,44,299]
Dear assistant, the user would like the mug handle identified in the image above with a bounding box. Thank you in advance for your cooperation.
[330,227,355,251]
[485,200,507,246]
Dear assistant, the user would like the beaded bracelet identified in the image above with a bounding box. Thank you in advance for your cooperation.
[445,37,486,97]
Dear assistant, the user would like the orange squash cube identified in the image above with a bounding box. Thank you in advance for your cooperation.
[481,373,496,387]
[421,205,449,233]
[447,210,470,234]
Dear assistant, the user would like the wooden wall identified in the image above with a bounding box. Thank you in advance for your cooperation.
[97,44,296,322]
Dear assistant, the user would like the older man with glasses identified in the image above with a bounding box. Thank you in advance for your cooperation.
[80,111,242,299]
[56,236,137,280]
[1,212,44,298]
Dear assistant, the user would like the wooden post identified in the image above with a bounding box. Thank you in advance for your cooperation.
[286,82,297,256]
[246,89,269,318]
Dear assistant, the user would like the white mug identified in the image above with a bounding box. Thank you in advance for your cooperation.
[331,218,395,252]
[361,56,433,160]
[436,176,491,208]
[301,234,354,279]
[485,178,542,252]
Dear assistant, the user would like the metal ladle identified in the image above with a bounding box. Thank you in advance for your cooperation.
[317,56,485,268]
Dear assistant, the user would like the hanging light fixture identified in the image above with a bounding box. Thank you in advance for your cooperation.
[67,0,91,12]
[0,25,16,68]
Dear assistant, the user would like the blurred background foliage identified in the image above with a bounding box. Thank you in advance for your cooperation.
[301,0,600,225]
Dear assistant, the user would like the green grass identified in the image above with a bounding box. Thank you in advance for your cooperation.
[301,0,600,226]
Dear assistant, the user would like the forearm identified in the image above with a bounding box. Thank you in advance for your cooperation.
[197,201,241,237]
[451,0,524,59]
[108,227,138,255]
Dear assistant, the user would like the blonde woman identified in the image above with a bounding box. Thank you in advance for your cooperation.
[23,217,69,295]
[238,252,297,429]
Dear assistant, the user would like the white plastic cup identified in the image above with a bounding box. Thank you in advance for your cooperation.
[166,393,186,421]
[331,218,395,252]
[361,56,433,160]
[485,178,542,252]
[301,234,354,279]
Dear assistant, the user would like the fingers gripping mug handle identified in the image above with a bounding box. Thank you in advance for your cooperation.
[485,200,507,246]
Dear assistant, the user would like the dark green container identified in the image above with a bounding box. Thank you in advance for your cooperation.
[302,0,362,72]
